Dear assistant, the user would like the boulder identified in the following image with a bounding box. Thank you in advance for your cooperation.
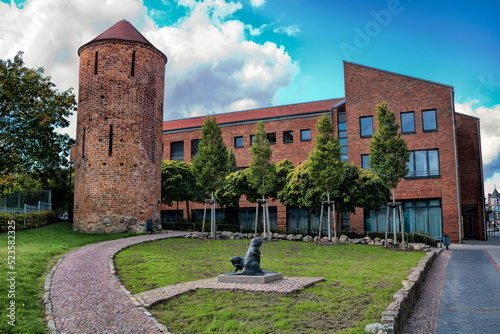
[287,234,294,240]
[303,235,314,242]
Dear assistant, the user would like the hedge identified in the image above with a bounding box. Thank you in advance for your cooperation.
[0,210,57,233]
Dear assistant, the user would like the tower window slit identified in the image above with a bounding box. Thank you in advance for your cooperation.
[109,124,113,157]
[94,51,98,75]
[82,127,86,158]
[131,51,136,77]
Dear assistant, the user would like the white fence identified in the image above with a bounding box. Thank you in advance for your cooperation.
[0,201,52,216]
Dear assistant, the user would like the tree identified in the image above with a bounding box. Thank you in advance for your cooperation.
[161,160,198,221]
[191,116,229,238]
[247,121,276,239]
[369,102,410,246]
[307,114,345,240]
[0,52,76,180]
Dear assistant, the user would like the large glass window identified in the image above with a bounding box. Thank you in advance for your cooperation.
[238,207,277,231]
[287,207,328,235]
[401,112,415,134]
[300,129,311,141]
[406,149,440,178]
[422,109,437,132]
[170,141,184,161]
[365,199,443,238]
[360,116,373,138]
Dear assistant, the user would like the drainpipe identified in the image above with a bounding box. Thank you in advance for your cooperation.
[450,89,463,243]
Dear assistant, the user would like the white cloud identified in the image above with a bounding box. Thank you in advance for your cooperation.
[249,0,265,8]
[273,24,301,37]
[0,0,299,138]
[455,101,500,165]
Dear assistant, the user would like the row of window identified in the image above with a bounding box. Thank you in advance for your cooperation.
[360,109,437,138]
[235,129,311,148]
[361,149,440,179]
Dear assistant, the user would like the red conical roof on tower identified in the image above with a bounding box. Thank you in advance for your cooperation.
[78,19,166,61]
[90,19,151,45]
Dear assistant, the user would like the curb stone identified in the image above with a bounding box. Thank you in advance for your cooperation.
[365,248,442,334]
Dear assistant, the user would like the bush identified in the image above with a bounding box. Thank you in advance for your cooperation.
[411,231,438,247]
[1,210,57,231]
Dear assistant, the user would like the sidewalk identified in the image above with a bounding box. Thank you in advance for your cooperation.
[402,235,500,334]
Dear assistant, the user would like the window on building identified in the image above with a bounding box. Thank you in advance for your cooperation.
[401,111,415,134]
[170,141,184,161]
[364,199,442,238]
[406,149,440,178]
[422,109,437,132]
[267,132,276,144]
[191,139,200,158]
[283,131,293,143]
[300,129,311,141]
[360,116,373,138]
[361,154,370,170]
[338,112,348,162]
[234,136,244,148]
[250,135,255,145]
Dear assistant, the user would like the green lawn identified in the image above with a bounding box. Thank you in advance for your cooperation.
[115,238,424,334]
[0,221,137,334]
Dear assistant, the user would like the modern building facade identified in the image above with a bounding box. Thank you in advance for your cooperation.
[73,20,167,233]
[162,62,486,242]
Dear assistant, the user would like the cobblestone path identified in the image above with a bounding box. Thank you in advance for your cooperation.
[45,232,186,334]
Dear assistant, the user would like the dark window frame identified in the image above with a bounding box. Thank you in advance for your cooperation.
[267,132,276,144]
[283,131,294,143]
[300,129,311,141]
[405,149,440,179]
[401,111,416,134]
[170,141,184,161]
[361,154,370,170]
[234,136,244,148]
[422,109,438,132]
[359,116,373,138]
[191,139,200,158]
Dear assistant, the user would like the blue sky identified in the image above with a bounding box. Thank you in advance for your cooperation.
[1,0,499,194]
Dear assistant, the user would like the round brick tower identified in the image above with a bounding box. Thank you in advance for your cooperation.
[73,20,167,233]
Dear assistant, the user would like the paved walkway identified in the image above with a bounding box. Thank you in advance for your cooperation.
[402,235,500,334]
[45,232,187,334]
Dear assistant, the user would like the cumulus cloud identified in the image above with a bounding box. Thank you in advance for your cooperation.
[455,101,500,165]
[145,0,298,120]
[0,0,299,136]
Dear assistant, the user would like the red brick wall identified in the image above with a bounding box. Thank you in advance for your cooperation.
[162,113,327,229]
[455,113,486,240]
[344,61,462,241]
[73,40,166,233]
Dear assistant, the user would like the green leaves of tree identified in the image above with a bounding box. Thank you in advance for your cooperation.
[0,51,76,177]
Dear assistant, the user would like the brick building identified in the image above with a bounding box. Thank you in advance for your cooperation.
[73,20,167,233]
[162,62,486,242]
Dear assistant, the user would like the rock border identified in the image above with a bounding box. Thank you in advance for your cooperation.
[365,248,443,334]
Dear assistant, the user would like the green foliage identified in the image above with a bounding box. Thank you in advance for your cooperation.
[307,114,343,195]
[192,117,229,195]
[369,103,410,189]
[247,121,275,197]
[0,210,57,232]
[161,160,199,206]
[0,52,76,178]
[227,149,237,173]
[279,161,323,210]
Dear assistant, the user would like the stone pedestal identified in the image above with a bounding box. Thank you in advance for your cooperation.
[217,272,282,284]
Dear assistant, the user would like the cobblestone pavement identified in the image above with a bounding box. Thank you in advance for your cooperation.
[136,276,325,308]
[45,232,187,334]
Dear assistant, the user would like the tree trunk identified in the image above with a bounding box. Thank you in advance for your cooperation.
[186,200,191,221]
[318,203,324,239]
[211,191,216,240]
[327,190,332,242]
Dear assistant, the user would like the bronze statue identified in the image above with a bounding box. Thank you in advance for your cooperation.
[230,237,266,276]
